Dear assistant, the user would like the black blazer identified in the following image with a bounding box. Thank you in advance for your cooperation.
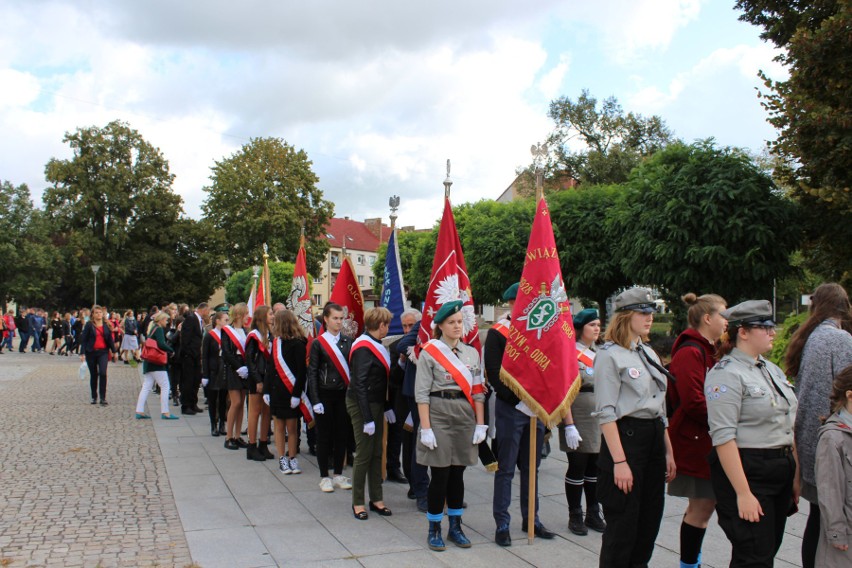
[79,321,116,354]
[246,331,271,388]
[264,337,308,407]
[307,334,352,404]
[201,331,225,390]
[180,312,204,362]
[346,333,390,424]
[221,327,248,387]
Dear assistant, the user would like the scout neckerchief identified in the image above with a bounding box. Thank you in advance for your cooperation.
[222,325,246,358]
[209,328,222,346]
[272,337,314,426]
[317,331,350,384]
[421,338,485,412]
[349,333,391,374]
[247,328,270,356]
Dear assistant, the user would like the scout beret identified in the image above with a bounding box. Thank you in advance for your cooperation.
[721,299,774,326]
[502,283,520,302]
[573,308,599,329]
[213,302,231,313]
[614,287,657,313]
[433,300,464,326]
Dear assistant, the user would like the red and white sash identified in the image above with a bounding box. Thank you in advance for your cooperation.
[317,332,350,385]
[577,346,595,368]
[422,339,484,411]
[349,334,390,374]
[222,325,246,358]
[491,318,511,339]
[209,328,222,346]
[247,329,270,356]
[272,338,314,427]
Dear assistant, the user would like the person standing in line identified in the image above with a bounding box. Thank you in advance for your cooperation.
[593,287,676,568]
[136,311,178,420]
[705,300,799,567]
[307,303,353,493]
[265,309,308,475]
[79,305,116,406]
[385,312,414,485]
[221,303,250,450]
[416,300,486,551]
[245,305,274,462]
[202,311,229,437]
[347,307,394,520]
[559,308,607,536]
[785,283,852,568]
[179,303,209,415]
[396,309,429,511]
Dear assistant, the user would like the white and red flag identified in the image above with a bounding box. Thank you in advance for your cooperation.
[499,198,579,427]
[287,235,315,342]
[329,255,364,339]
[418,198,480,352]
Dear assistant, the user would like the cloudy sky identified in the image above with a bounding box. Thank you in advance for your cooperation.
[0,0,784,229]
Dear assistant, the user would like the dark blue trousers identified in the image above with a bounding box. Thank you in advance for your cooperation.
[406,395,430,498]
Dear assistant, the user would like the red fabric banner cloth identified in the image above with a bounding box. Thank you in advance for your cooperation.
[288,241,315,361]
[499,198,579,427]
[329,256,365,339]
[417,198,481,353]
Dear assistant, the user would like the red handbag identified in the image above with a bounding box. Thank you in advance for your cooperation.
[141,338,168,365]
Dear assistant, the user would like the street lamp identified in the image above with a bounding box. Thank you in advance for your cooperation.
[222,267,232,304]
[91,265,100,305]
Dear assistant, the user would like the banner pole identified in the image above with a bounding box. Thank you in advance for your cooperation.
[528,416,536,544]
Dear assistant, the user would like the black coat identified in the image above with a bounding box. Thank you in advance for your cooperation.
[484,324,518,405]
[347,333,390,424]
[264,337,308,407]
[79,321,116,354]
[221,327,248,388]
[180,312,204,363]
[246,331,271,388]
[201,331,225,390]
[307,334,353,404]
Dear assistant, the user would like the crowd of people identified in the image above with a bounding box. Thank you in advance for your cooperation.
[2,281,850,568]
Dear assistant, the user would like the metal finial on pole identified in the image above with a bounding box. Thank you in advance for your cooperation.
[389,195,400,230]
[300,222,306,247]
[342,235,348,256]
[443,159,452,199]
[531,142,548,202]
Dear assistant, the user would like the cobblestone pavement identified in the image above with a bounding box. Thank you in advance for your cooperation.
[0,349,193,567]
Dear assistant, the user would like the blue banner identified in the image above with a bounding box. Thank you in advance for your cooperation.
[381,228,407,335]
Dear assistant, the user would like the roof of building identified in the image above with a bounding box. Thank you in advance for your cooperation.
[324,217,391,252]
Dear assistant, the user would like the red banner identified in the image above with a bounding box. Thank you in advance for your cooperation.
[500,198,579,427]
[418,198,481,352]
[288,240,315,340]
[329,256,364,339]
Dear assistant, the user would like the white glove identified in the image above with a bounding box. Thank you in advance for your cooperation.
[515,400,536,417]
[313,403,325,415]
[290,396,300,409]
[236,366,248,379]
[564,424,583,450]
[262,394,270,406]
[472,424,488,445]
[407,345,417,363]
[384,409,396,424]
[363,421,376,436]
[201,378,209,387]
[420,427,437,450]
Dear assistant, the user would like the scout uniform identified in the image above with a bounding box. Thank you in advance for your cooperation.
[706,300,797,568]
[593,287,670,568]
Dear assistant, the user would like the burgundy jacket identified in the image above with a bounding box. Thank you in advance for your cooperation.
[668,328,717,479]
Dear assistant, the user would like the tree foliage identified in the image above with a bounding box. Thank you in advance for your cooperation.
[224,262,312,307]
[201,137,334,275]
[612,140,801,330]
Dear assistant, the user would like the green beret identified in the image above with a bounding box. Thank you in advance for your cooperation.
[573,308,599,329]
[213,302,231,313]
[502,283,520,302]
[433,300,464,325]
[722,300,774,326]
[614,287,657,313]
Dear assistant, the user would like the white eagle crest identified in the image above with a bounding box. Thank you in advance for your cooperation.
[340,306,359,339]
[550,274,568,304]
[432,272,477,336]
[287,275,313,333]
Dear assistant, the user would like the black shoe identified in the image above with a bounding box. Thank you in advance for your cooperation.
[258,441,274,460]
[193,406,204,413]
[368,502,392,516]
[90,399,97,405]
[495,527,511,547]
[246,443,265,461]
[234,437,248,448]
[521,521,556,539]
[568,507,588,535]
[386,470,408,484]
[218,421,227,435]
[211,426,220,437]
[407,488,416,500]
[224,438,239,450]
[99,400,108,406]
[181,407,196,415]
[585,505,606,533]
[416,496,428,513]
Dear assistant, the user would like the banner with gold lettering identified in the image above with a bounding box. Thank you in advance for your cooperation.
[329,255,365,339]
[499,197,579,427]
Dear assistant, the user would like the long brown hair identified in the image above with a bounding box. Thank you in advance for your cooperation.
[251,305,272,348]
[829,364,852,414]
[786,283,852,377]
[274,309,305,341]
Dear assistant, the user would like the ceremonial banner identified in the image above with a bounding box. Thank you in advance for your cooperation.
[499,198,579,427]
[287,237,315,340]
[329,256,364,339]
[246,277,257,326]
[418,198,480,352]
[380,228,407,335]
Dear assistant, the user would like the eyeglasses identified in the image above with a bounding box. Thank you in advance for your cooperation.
[745,324,776,332]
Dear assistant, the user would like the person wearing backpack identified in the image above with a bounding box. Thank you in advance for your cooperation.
[667,293,728,568]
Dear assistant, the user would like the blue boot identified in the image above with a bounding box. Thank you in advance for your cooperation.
[428,520,446,551]
[447,515,471,548]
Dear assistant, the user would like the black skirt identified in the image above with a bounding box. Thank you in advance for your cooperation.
[271,404,301,420]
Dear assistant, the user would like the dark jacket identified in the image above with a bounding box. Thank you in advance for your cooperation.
[307,334,353,404]
[265,337,308,408]
[347,333,390,424]
[221,327,248,388]
[668,327,717,479]
[388,338,405,391]
[246,331,271,388]
[180,311,204,363]
[124,317,138,336]
[15,314,29,333]
[50,319,64,339]
[398,325,419,398]
[485,322,518,405]
[142,326,174,374]
[79,321,116,354]
[201,331,225,390]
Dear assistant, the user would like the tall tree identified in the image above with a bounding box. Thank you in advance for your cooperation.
[201,137,334,275]
[612,140,800,331]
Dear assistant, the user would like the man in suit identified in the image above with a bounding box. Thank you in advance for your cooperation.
[180,302,209,415]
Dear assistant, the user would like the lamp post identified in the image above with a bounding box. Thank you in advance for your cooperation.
[222,267,232,304]
[91,265,100,305]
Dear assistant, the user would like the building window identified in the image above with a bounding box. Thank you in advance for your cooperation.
[357,275,364,285]
[357,254,365,265]
[369,276,375,286]
[313,294,322,306]
[330,254,341,269]
[314,273,323,283]
[368,256,376,266]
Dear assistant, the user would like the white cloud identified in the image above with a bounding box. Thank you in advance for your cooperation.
[538,53,571,100]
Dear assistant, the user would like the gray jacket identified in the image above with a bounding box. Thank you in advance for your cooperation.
[815,411,852,567]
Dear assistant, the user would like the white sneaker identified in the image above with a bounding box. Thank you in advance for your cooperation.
[289,457,301,474]
[319,477,334,493]
[278,456,292,475]
[333,475,352,490]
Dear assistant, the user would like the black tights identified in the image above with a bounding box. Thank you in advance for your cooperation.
[207,388,227,426]
[801,501,820,568]
[316,392,348,477]
[564,452,599,509]
[428,465,465,515]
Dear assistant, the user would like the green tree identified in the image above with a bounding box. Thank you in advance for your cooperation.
[224,262,312,306]
[612,140,801,331]
[545,89,674,185]
[0,181,60,309]
[201,138,334,275]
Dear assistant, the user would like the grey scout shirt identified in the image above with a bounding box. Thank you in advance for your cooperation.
[705,347,797,448]
[415,339,484,405]
[593,340,668,426]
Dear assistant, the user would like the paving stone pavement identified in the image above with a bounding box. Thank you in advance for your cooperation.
[0,347,807,567]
